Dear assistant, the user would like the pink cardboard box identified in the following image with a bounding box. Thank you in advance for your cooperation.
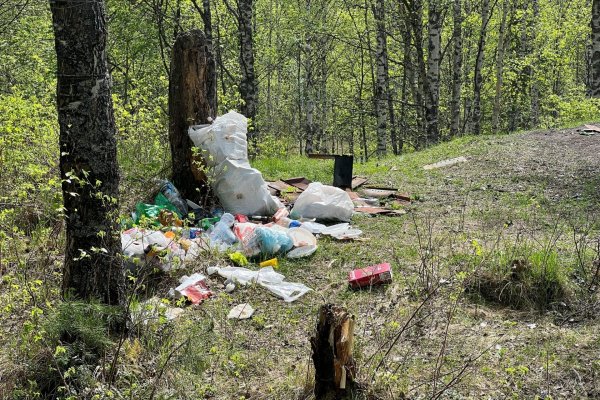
[348,263,393,288]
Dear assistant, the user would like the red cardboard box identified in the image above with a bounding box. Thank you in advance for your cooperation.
[348,263,393,288]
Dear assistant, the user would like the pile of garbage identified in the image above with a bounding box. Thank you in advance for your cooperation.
[121,111,368,307]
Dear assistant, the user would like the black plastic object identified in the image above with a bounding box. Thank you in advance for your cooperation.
[333,155,353,189]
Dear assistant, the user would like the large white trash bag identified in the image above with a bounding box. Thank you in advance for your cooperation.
[213,159,278,215]
[188,111,279,216]
[188,111,248,167]
[291,182,354,222]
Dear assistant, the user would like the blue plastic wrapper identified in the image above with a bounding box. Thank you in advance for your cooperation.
[254,227,293,255]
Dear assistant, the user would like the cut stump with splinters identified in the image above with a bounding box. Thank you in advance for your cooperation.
[311,304,357,399]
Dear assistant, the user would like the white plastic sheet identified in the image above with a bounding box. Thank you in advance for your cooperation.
[216,266,311,302]
[291,182,354,222]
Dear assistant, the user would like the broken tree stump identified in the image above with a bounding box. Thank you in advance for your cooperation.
[168,29,217,204]
[311,304,357,399]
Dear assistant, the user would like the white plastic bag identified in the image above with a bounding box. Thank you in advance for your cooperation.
[188,111,248,167]
[215,266,311,302]
[188,111,279,216]
[212,159,279,215]
[291,182,354,222]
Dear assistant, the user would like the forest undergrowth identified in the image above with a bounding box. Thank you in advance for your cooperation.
[2,127,600,399]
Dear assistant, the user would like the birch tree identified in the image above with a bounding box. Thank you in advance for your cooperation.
[49,0,125,305]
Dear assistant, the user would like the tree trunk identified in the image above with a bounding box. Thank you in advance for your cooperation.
[237,0,259,142]
[311,304,357,399]
[530,0,540,125]
[373,0,388,156]
[410,0,428,148]
[449,0,462,137]
[471,0,490,135]
[169,30,217,204]
[590,0,600,96]
[492,0,508,133]
[49,0,125,306]
[425,0,442,144]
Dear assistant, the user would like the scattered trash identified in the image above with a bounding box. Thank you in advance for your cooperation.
[259,258,278,268]
[291,182,354,222]
[172,273,213,304]
[580,124,600,135]
[322,223,363,240]
[225,282,236,293]
[215,266,311,302]
[158,179,188,217]
[287,227,317,247]
[301,221,327,234]
[286,244,317,258]
[348,263,393,289]
[229,251,249,266]
[228,303,255,320]
[188,111,279,215]
[423,156,467,170]
[246,226,294,256]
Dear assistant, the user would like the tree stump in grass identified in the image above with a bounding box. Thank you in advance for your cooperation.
[168,29,217,204]
[311,304,357,399]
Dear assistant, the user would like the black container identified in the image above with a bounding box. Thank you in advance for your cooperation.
[333,155,353,189]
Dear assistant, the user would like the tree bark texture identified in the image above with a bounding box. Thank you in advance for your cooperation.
[591,0,600,96]
[374,0,388,156]
[471,0,490,135]
[492,0,508,132]
[168,29,217,203]
[530,0,540,125]
[425,0,442,144]
[449,0,462,137]
[311,304,357,400]
[237,0,259,140]
[49,0,125,305]
[410,0,428,148]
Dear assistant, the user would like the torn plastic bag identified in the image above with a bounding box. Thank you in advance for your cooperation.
[259,280,312,303]
[215,266,311,302]
[217,266,285,285]
[291,182,354,222]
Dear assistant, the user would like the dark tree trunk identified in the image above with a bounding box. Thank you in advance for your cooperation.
[449,0,462,137]
[237,0,259,141]
[49,0,125,306]
[311,304,357,399]
[169,30,217,204]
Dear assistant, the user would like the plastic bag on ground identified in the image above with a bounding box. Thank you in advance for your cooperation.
[259,280,312,303]
[244,226,293,256]
[212,159,279,215]
[215,266,311,302]
[291,182,354,222]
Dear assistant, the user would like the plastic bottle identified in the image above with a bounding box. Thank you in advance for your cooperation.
[158,180,188,217]
[209,213,237,246]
